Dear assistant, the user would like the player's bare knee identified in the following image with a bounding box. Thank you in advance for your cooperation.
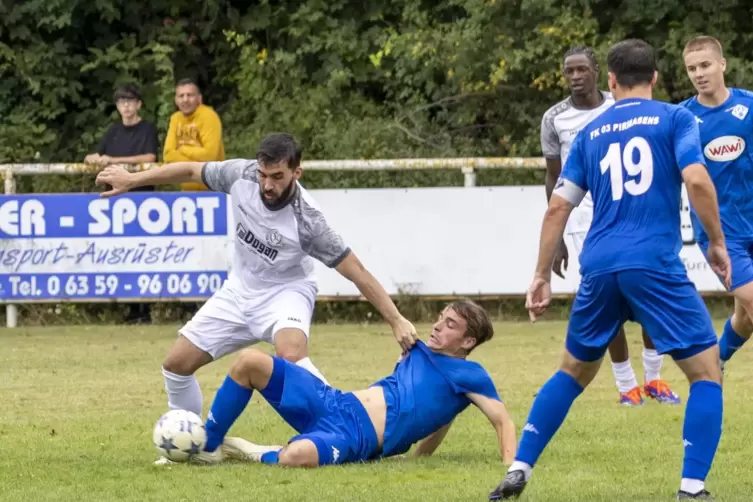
[274,328,308,362]
[162,335,211,375]
[230,349,274,388]
[675,345,722,384]
[560,351,600,388]
[232,349,266,374]
[277,441,318,468]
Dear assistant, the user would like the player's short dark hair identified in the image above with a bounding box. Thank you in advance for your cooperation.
[256,133,303,170]
[447,299,494,352]
[175,78,201,93]
[683,36,724,58]
[113,83,142,102]
[563,46,599,70]
[606,39,656,88]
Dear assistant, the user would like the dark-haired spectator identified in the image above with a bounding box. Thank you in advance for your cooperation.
[85,83,159,324]
[84,84,159,192]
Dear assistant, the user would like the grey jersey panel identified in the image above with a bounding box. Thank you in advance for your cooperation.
[201,159,259,193]
[292,192,350,268]
[540,98,572,159]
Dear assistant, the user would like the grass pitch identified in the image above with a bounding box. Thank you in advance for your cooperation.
[3,320,753,501]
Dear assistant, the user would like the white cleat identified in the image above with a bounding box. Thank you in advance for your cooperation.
[154,456,176,466]
[188,447,226,465]
[222,436,282,463]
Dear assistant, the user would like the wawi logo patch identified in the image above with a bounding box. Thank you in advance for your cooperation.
[704,135,745,162]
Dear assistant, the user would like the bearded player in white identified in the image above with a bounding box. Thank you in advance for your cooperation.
[540,47,680,406]
[96,133,419,463]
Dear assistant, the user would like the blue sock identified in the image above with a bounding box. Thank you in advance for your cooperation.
[261,450,280,464]
[204,375,253,452]
[719,317,748,362]
[515,370,584,467]
[682,380,722,481]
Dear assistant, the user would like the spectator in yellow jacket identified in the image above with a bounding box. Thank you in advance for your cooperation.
[163,78,225,191]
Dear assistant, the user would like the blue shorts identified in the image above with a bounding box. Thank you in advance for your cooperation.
[566,269,717,362]
[698,239,753,291]
[259,357,380,466]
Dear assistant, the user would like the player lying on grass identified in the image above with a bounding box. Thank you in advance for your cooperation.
[190,300,517,467]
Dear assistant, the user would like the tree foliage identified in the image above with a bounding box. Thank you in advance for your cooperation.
[2,0,753,192]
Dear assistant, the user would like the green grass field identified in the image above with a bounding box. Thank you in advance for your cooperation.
[3,320,753,502]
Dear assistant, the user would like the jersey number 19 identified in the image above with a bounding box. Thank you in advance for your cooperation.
[599,136,654,201]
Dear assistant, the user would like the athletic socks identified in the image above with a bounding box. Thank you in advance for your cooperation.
[162,367,203,417]
[295,357,330,386]
[719,317,749,362]
[680,381,723,494]
[513,371,584,470]
[611,360,639,393]
[204,375,253,452]
[642,348,663,383]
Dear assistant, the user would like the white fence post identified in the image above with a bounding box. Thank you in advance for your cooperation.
[462,166,476,187]
[4,167,18,328]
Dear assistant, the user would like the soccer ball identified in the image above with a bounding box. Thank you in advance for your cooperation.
[152,409,207,462]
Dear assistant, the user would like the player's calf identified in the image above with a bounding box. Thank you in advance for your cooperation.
[672,344,723,500]
[161,335,213,419]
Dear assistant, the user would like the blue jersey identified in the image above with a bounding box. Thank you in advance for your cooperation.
[680,88,753,242]
[370,341,500,458]
[560,98,705,277]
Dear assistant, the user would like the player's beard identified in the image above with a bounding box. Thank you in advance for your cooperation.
[261,179,297,210]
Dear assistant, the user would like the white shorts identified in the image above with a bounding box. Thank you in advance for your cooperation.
[179,279,317,360]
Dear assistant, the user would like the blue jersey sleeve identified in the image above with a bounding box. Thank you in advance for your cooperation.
[672,106,705,171]
[433,357,501,401]
[560,132,588,190]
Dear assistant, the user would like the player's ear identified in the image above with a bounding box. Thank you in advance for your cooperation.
[462,335,477,352]
[292,166,303,180]
[720,57,727,73]
[607,72,617,93]
[651,71,658,87]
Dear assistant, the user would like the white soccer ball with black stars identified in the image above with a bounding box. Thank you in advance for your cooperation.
[152,409,207,462]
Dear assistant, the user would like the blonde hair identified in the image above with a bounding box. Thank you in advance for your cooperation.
[683,36,724,58]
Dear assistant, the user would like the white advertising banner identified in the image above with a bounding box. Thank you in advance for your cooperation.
[0,186,724,302]
[309,185,726,296]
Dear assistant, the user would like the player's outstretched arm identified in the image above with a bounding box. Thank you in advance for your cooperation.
[413,421,453,457]
[468,393,516,465]
[95,162,205,197]
[335,252,418,352]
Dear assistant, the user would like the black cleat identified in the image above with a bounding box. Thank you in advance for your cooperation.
[677,489,715,500]
[489,470,527,500]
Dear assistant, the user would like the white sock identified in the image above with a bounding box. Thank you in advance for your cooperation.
[642,348,662,383]
[508,460,533,481]
[295,357,330,386]
[162,367,203,417]
[611,360,639,394]
[680,478,704,494]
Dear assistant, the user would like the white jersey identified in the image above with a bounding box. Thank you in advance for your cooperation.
[540,91,614,233]
[201,159,350,293]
